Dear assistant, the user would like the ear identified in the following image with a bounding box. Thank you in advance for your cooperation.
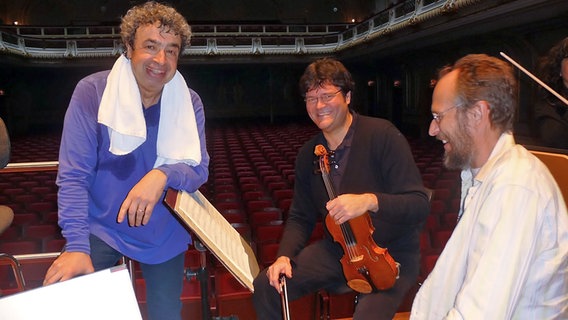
[125,43,133,59]
[470,100,491,122]
[345,91,352,104]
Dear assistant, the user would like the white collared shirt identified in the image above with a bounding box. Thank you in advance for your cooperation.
[411,133,568,320]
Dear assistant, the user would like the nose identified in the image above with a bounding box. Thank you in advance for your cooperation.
[315,97,327,108]
[153,49,166,64]
[428,119,439,137]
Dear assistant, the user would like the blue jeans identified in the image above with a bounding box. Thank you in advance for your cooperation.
[89,234,185,320]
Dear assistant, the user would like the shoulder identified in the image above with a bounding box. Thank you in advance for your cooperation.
[492,145,558,194]
[188,87,204,106]
[354,115,408,147]
[355,115,399,136]
[68,70,110,117]
[77,70,110,88]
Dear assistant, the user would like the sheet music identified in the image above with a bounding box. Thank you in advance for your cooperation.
[164,189,259,292]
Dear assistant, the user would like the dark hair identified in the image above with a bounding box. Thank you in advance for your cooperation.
[439,54,518,133]
[537,37,568,103]
[120,1,192,54]
[299,57,355,96]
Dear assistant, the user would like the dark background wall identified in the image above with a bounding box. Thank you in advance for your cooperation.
[0,1,566,146]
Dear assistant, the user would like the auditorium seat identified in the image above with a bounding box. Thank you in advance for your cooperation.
[215,201,242,212]
[432,230,453,249]
[239,182,264,192]
[213,183,238,194]
[213,177,235,186]
[435,179,459,189]
[239,176,260,185]
[220,209,246,224]
[318,288,358,320]
[13,194,38,205]
[420,174,436,189]
[432,188,452,201]
[253,219,284,244]
[0,253,26,294]
[309,222,325,243]
[267,182,289,195]
[214,192,240,203]
[248,209,282,230]
[24,224,59,240]
[245,199,274,214]
[440,213,458,230]
[17,255,57,289]
[180,277,206,320]
[420,254,441,280]
[429,200,446,216]
[272,188,293,202]
[45,238,65,253]
[423,214,440,232]
[28,201,56,214]
[257,242,279,268]
[0,241,39,255]
[0,226,20,241]
[278,198,293,217]
[419,230,433,252]
[11,213,41,227]
[42,211,59,224]
[242,190,267,201]
[213,268,256,320]
[231,222,252,243]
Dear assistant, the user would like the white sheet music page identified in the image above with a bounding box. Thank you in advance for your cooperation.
[165,189,260,292]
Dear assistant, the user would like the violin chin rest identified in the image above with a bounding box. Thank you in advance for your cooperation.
[347,279,372,294]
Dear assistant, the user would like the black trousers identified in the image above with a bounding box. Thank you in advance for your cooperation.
[252,239,419,320]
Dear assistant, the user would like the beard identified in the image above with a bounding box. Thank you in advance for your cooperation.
[442,118,474,170]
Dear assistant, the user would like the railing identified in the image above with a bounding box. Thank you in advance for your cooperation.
[0,0,453,58]
[2,161,58,173]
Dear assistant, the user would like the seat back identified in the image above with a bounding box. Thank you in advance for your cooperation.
[529,149,568,204]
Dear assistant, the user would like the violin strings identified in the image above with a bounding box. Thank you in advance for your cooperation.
[320,155,360,260]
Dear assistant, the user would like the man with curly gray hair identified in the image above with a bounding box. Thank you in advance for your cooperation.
[120,1,192,55]
[44,3,209,319]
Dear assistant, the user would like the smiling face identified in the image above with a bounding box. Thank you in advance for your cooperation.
[305,83,351,135]
[429,70,475,170]
[126,22,181,104]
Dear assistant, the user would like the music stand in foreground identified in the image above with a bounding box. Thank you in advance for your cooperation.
[164,189,260,319]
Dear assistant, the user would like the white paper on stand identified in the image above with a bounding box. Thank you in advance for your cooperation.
[0,265,142,320]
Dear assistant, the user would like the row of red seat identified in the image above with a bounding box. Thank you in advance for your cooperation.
[1,121,461,319]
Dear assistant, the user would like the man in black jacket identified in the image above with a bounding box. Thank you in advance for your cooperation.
[253,57,430,320]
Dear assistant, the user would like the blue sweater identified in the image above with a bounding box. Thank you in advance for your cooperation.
[57,70,209,264]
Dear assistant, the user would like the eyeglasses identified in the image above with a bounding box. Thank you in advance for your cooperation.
[304,89,342,106]
[432,105,457,123]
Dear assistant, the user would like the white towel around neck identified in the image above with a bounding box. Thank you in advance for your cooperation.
[98,55,201,167]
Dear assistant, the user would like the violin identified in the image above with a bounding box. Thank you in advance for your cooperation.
[314,144,399,293]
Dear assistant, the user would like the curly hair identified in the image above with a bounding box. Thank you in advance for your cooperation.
[438,54,518,133]
[120,1,192,54]
[537,37,568,102]
[299,57,355,97]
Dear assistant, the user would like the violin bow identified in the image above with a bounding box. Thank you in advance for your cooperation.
[500,52,568,107]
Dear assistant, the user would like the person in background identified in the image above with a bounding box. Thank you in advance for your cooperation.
[253,57,430,320]
[43,2,209,320]
[411,54,568,319]
[535,36,568,149]
[0,116,13,235]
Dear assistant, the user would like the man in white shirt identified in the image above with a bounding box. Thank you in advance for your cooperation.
[411,54,568,319]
